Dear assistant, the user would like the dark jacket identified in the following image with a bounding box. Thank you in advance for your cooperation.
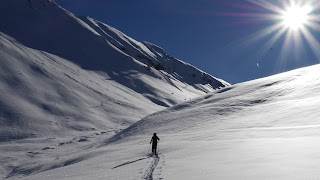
[150,135,160,148]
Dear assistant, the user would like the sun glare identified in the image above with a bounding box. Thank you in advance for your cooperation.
[281,4,312,30]
[216,0,320,64]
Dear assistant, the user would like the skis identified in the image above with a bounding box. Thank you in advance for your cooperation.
[147,153,159,158]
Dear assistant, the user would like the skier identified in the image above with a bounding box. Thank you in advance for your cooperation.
[150,133,160,156]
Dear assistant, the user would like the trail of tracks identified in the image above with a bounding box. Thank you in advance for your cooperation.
[143,155,160,180]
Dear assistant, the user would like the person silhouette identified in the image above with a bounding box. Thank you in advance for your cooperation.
[150,133,160,156]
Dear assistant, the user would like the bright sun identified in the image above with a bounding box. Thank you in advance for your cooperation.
[281,4,312,30]
[218,0,320,61]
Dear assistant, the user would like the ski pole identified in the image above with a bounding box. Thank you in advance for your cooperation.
[147,143,151,154]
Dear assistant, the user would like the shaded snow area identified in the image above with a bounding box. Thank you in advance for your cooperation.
[19,64,320,180]
[0,32,163,141]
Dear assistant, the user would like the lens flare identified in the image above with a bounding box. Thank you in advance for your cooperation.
[216,0,320,66]
[281,4,312,30]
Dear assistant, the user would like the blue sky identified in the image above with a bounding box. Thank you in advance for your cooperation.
[55,0,320,83]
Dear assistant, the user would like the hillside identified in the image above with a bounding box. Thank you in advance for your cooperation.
[0,32,163,141]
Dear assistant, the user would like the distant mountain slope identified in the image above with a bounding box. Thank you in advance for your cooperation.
[80,16,229,93]
[0,0,229,108]
[0,33,164,142]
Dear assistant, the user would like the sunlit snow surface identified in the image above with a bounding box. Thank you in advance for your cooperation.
[19,64,320,180]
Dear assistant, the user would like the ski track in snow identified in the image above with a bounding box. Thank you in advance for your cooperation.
[143,154,164,180]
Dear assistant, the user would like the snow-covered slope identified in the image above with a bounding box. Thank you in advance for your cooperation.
[80,16,228,93]
[111,64,320,141]
[0,32,164,142]
[19,64,320,179]
[0,0,228,108]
